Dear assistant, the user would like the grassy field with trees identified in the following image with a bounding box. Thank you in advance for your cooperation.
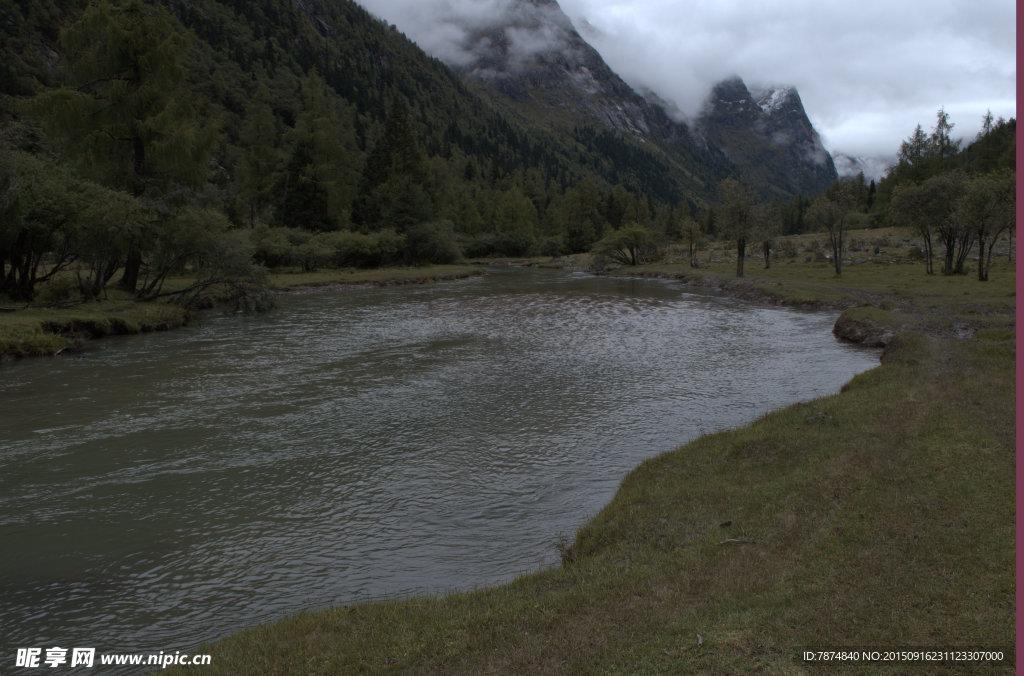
[160,108,1014,674]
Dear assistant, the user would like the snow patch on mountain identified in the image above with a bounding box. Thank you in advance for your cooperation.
[752,85,795,114]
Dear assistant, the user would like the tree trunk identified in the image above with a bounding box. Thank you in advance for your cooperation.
[118,249,142,293]
[981,236,1003,283]
[736,237,745,277]
[118,132,147,294]
[977,235,988,281]
[953,232,974,274]
[941,240,955,275]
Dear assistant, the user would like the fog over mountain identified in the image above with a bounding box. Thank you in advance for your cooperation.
[356,0,572,70]
[357,0,1016,174]
[831,154,894,182]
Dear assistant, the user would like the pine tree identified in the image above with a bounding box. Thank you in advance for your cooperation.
[897,124,932,169]
[276,71,360,231]
[352,98,430,231]
[931,107,961,160]
[39,0,215,292]
[238,86,283,228]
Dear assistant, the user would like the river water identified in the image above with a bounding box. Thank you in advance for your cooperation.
[0,268,877,662]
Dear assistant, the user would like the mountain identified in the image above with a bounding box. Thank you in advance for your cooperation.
[451,0,667,136]
[428,0,836,200]
[692,76,838,197]
[422,0,730,203]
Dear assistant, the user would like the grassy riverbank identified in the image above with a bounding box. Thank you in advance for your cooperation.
[267,264,482,290]
[0,297,193,360]
[0,265,481,361]
[171,250,1016,674]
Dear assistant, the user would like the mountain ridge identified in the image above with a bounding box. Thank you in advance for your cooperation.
[407,0,838,199]
[692,75,837,196]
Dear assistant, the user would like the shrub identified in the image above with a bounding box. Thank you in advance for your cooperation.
[251,225,297,268]
[37,275,81,304]
[591,225,661,266]
[777,239,798,258]
[404,221,462,265]
[329,230,405,268]
[297,233,336,271]
[536,235,569,257]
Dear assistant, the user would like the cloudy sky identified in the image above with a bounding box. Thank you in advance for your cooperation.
[356,0,1016,166]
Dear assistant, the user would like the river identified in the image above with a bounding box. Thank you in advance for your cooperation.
[0,267,877,663]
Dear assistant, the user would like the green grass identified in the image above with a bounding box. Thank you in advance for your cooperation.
[168,230,1016,675]
[0,294,192,359]
[635,227,1016,340]
[267,264,483,290]
[0,265,483,360]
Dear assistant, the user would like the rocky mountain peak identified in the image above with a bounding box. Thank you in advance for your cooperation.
[703,76,764,124]
[446,0,662,136]
[753,85,798,114]
[697,76,837,194]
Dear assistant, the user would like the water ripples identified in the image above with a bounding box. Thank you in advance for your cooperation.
[0,268,878,661]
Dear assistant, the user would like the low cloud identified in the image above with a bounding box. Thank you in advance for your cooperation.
[558,0,1016,160]
[357,0,514,66]
[359,0,578,72]
[357,0,1015,161]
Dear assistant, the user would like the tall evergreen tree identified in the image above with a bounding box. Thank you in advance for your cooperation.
[931,107,961,161]
[556,178,605,253]
[39,0,215,291]
[238,85,283,228]
[897,124,933,170]
[353,98,430,231]
[276,71,359,231]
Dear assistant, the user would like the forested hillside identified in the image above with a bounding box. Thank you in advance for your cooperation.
[1,0,739,304]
